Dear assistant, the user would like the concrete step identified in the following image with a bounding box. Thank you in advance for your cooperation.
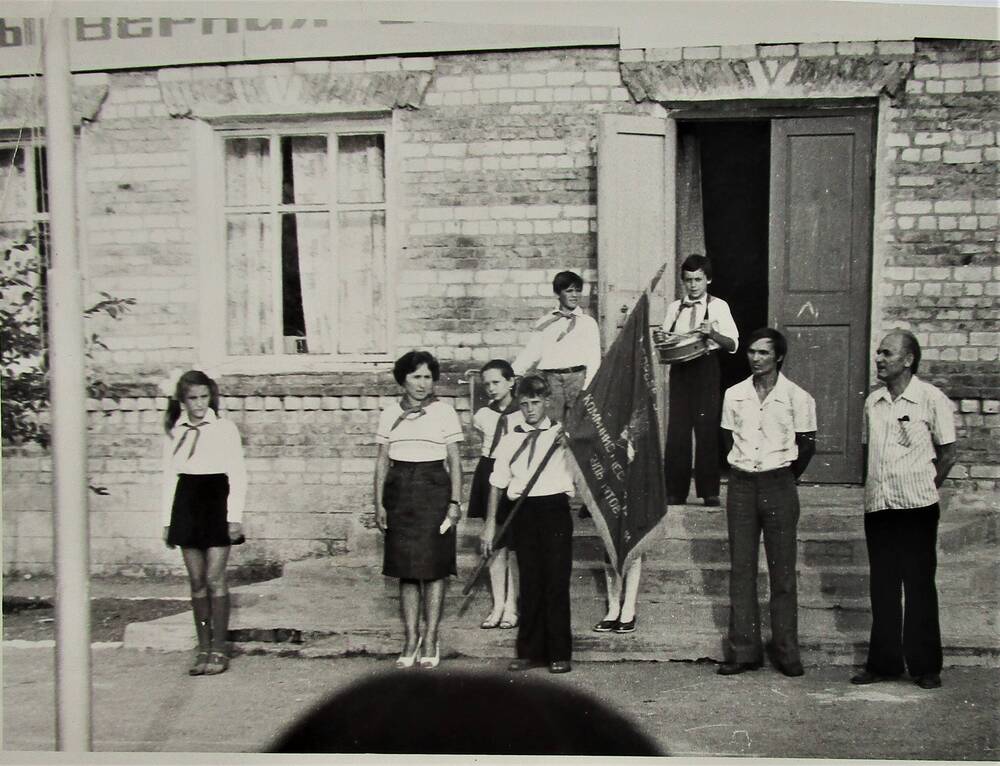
[123,584,1000,667]
[121,490,998,666]
[453,505,997,564]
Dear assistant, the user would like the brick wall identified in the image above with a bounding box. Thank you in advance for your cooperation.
[2,40,997,575]
[881,40,999,490]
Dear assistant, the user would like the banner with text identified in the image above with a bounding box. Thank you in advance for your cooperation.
[564,290,667,575]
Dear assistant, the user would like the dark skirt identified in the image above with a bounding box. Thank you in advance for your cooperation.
[382,460,456,580]
[468,456,515,550]
[167,474,231,549]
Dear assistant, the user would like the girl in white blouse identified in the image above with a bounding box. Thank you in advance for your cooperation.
[468,359,523,630]
[374,351,463,669]
[162,370,247,676]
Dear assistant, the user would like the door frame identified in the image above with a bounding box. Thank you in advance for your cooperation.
[669,99,879,484]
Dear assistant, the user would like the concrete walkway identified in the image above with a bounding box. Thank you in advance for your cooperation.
[3,645,998,759]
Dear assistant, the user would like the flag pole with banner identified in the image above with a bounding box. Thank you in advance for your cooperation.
[563,265,669,575]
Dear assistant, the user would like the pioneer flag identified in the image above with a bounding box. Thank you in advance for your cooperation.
[562,286,667,575]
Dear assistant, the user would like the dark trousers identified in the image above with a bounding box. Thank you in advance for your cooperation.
[512,493,573,663]
[863,505,942,677]
[725,466,801,666]
[666,352,721,500]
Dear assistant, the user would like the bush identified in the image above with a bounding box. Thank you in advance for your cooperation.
[1,232,135,450]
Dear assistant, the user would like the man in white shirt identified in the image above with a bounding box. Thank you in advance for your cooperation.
[659,255,739,506]
[512,271,601,425]
[851,330,957,690]
[717,328,816,678]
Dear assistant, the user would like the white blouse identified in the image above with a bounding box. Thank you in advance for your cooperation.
[489,418,575,500]
[376,399,463,462]
[473,404,526,458]
[160,409,248,525]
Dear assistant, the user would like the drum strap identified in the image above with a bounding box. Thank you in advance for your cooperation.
[668,294,712,334]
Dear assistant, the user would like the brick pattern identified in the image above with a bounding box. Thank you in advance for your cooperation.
[879,40,999,489]
[3,392,475,574]
[3,41,998,575]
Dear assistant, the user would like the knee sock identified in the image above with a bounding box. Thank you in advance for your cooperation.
[191,596,212,652]
[210,594,230,653]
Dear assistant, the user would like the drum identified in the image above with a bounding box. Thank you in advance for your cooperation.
[654,332,710,365]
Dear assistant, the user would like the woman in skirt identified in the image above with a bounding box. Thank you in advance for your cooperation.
[374,351,464,669]
[161,370,247,676]
[468,359,523,629]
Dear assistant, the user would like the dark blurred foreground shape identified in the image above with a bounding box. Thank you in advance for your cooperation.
[268,669,664,756]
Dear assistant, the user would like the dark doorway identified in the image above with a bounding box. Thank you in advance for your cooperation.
[677,120,771,467]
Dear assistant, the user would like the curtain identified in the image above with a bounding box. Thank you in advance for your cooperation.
[288,136,333,353]
[676,131,706,261]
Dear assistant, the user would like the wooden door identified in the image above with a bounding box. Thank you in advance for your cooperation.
[769,114,874,483]
[596,114,675,347]
[597,114,676,437]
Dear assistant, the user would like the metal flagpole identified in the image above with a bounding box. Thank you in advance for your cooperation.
[43,11,93,751]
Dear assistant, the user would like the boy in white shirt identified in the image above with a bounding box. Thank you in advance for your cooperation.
[659,255,739,506]
[513,271,601,425]
[481,374,575,674]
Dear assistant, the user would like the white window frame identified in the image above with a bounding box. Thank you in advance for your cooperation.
[0,137,50,332]
[194,112,398,374]
[0,137,49,252]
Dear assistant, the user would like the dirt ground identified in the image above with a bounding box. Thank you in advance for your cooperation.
[3,649,998,759]
[3,597,189,642]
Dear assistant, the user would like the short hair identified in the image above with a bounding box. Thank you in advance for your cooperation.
[680,254,712,280]
[746,327,788,370]
[889,329,921,374]
[480,359,515,380]
[552,270,584,294]
[393,350,440,385]
[269,671,663,756]
[516,373,550,399]
[163,370,220,434]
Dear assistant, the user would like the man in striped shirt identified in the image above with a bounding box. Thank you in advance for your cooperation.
[852,330,957,690]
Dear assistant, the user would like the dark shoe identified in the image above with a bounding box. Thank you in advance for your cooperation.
[703,496,721,507]
[717,661,761,676]
[915,673,942,689]
[202,651,229,676]
[507,658,545,672]
[850,669,896,685]
[593,619,619,633]
[666,495,687,505]
[188,650,209,676]
[548,661,572,674]
[614,617,636,634]
[777,660,804,677]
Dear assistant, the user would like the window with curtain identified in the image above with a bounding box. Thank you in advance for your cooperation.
[220,125,389,359]
[0,141,50,339]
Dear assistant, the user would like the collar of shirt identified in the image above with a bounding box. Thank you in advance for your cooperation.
[730,373,793,405]
[517,417,554,432]
[871,375,923,406]
[175,409,218,428]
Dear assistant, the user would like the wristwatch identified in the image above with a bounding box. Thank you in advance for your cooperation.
[448,499,463,512]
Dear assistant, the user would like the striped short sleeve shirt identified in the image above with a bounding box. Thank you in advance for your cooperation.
[863,376,956,512]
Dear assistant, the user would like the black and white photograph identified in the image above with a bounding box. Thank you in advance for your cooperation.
[1,0,997,760]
